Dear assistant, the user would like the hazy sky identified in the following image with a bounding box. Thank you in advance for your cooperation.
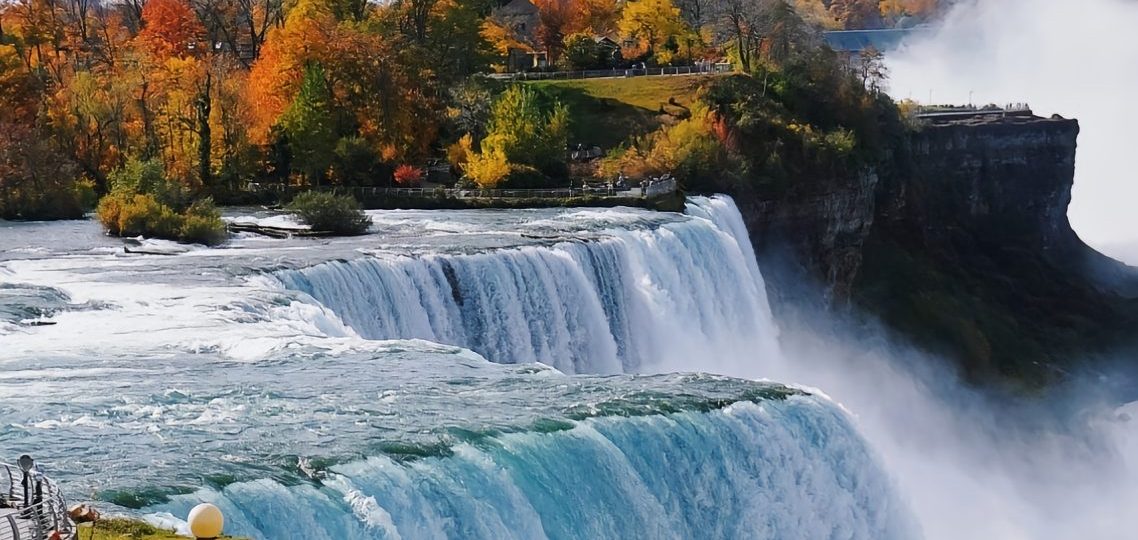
[887,0,1138,257]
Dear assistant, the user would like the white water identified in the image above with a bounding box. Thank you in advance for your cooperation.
[275,197,780,376]
[4,196,1134,538]
[146,398,915,540]
[263,196,1138,540]
[0,198,917,539]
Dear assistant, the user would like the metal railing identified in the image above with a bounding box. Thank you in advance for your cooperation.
[243,182,680,201]
[490,63,732,82]
[914,103,1033,118]
[643,177,678,198]
[0,461,75,540]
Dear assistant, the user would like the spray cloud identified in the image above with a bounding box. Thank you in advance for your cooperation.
[887,0,1138,255]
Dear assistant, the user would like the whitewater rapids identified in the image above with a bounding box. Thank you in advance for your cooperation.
[0,197,916,539]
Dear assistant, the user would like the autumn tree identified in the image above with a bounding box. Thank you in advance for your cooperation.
[533,0,580,62]
[857,45,887,92]
[136,0,206,58]
[481,17,532,60]
[715,0,767,72]
[431,0,491,81]
[245,1,332,142]
[0,126,89,220]
[577,0,618,36]
[828,0,883,29]
[389,0,490,84]
[880,0,939,23]
[761,0,812,65]
[393,0,438,44]
[0,40,36,124]
[191,0,285,67]
[207,57,256,190]
[793,0,839,29]
[619,0,686,62]
[47,70,135,189]
[675,0,710,33]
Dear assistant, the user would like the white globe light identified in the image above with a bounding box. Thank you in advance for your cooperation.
[187,503,224,538]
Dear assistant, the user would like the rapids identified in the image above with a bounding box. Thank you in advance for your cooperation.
[0,197,917,539]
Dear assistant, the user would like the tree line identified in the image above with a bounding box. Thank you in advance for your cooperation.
[0,0,929,220]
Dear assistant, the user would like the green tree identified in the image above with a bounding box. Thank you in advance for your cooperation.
[281,62,337,185]
[560,33,601,70]
[286,191,371,234]
[331,136,384,186]
[480,85,569,177]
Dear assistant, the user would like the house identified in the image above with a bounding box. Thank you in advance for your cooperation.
[491,0,544,72]
[492,0,540,43]
[593,36,620,54]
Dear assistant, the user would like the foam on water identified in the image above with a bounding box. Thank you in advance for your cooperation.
[275,196,780,376]
[147,397,916,540]
[0,197,915,539]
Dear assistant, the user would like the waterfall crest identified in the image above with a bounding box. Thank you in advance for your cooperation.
[151,395,916,540]
[276,196,780,375]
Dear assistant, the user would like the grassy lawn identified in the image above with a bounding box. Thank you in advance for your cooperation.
[80,518,249,540]
[527,75,717,148]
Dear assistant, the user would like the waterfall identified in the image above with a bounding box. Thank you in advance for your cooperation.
[150,395,917,540]
[275,195,781,375]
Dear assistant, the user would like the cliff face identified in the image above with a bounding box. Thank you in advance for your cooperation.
[891,114,1081,255]
[739,112,1138,386]
[735,170,878,302]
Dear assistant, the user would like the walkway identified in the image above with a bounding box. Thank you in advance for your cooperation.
[244,177,680,202]
[489,64,731,82]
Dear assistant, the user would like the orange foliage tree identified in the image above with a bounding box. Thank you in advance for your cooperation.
[136,0,206,58]
[532,0,583,62]
[245,0,336,144]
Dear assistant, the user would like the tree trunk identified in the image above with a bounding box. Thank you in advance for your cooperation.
[197,72,213,189]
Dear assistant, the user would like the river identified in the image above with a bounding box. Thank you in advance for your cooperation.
[1,196,1134,539]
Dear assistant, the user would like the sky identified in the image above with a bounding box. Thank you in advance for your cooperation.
[887,0,1138,259]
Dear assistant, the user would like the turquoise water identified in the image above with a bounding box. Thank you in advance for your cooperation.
[0,197,916,538]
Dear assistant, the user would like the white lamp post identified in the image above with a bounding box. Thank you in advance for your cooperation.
[187,503,224,540]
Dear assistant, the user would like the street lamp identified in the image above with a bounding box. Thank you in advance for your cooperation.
[188,503,224,540]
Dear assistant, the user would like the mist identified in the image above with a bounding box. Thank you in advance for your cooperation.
[760,302,1138,540]
[886,0,1138,256]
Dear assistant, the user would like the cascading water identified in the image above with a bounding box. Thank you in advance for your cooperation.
[0,196,918,539]
[148,395,916,540]
[275,196,780,376]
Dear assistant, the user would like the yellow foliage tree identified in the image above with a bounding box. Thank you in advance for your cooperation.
[480,18,532,62]
[447,133,474,170]
[462,148,511,188]
[617,0,686,59]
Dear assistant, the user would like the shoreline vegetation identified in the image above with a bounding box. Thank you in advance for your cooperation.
[85,517,248,540]
[0,0,915,241]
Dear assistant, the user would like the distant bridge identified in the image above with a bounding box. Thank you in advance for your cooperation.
[822,27,928,54]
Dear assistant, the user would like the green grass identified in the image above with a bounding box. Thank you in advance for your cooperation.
[80,517,249,540]
[526,75,718,148]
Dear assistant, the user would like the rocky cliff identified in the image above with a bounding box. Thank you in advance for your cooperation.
[739,111,1138,387]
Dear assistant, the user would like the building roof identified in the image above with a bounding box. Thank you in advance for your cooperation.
[593,35,620,48]
[822,28,924,52]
